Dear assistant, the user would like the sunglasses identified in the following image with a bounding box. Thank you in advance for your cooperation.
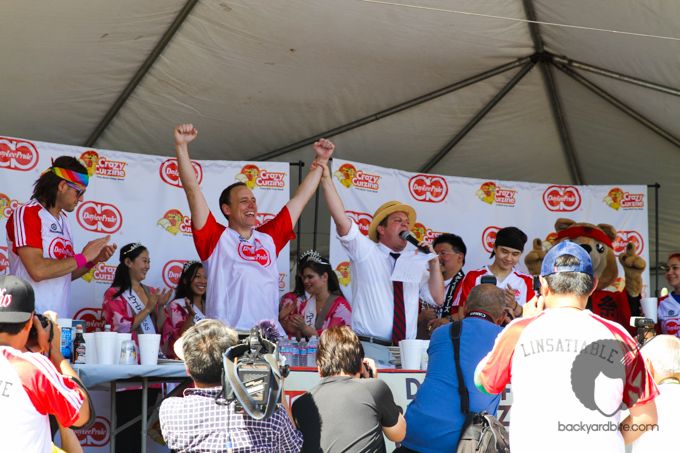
[66,182,86,198]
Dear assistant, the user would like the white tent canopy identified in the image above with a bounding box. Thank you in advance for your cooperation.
[2,1,679,291]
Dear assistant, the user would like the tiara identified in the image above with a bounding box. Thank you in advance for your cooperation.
[122,242,143,256]
[183,260,201,273]
[303,250,329,265]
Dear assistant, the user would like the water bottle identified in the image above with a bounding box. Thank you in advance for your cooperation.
[279,337,293,366]
[290,340,299,367]
[298,339,308,367]
[307,335,318,368]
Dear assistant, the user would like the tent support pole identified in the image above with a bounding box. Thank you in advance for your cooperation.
[552,57,680,98]
[553,62,680,149]
[84,0,200,147]
[648,183,661,296]
[521,0,583,185]
[251,57,533,161]
[419,61,535,173]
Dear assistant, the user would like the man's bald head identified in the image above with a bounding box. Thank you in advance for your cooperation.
[466,284,505,322]
[641,335,680,382]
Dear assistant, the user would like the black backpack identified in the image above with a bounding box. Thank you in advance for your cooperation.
[450,321,510,453]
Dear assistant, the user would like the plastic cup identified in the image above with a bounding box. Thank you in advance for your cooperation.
[138,334,161,366]
[420,340,430,370]
[94,332,118,365]
[83,333,97,364]
[116,333,132,363]
[400,339,424,370]
[640,298,658,323]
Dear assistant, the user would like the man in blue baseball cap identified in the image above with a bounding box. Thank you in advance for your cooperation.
[474,241,659,453]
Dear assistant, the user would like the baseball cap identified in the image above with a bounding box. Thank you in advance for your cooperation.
[0,275,35,323]
[540,241,593,277]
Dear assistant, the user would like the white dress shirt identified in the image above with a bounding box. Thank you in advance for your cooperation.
[339,221,434,341]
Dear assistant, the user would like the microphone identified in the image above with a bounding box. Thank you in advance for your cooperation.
[399,231,432,254]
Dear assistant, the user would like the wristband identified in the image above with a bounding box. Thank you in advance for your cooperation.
[85,261,96,269]
[74,254,87,268]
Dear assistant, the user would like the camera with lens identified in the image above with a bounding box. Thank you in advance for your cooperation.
[28,313,52,340]
[216,327,289,420]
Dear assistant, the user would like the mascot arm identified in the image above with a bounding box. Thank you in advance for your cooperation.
[619,242,645,317]
[524,238,546,276]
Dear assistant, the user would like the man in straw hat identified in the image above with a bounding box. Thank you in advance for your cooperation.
[314,161,444,364]
[6,156,117,317]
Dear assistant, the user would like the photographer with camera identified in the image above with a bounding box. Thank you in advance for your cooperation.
[160,319,302,453]
[292,325,406,452]
[0,275,93,452]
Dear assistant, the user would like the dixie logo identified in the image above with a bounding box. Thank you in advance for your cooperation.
[74,307,108,332]
[238,239,272,267]
[77,201,123,234]
[409,174,448,203]
[0,137,39,171]
[333,163,380,191]
[603,188,645,210]
[256,213,275,227]
[612,231,644,257]
[346,211,373,236]
[482,226,500,253]
[163,260,188,289]
[74,416,110,447]
[543,186,581,212]
[0,247,9,275]
[160,159,203,188]
[48,237,74,260]
[157,209,192,236]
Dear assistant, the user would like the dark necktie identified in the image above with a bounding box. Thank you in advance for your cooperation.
[390,253,405,344]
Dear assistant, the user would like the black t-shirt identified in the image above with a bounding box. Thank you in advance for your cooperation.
[292,375,401,453]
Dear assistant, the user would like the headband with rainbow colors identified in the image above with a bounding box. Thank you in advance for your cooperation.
[44,166,89,191]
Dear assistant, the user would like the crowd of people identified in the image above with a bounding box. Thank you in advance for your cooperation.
[1,125,676,452]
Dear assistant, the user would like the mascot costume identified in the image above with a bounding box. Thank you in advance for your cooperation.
[525,219,645,336]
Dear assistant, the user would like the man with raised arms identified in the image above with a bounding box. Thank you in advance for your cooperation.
[315,160,444,364]
[174,124,333,333]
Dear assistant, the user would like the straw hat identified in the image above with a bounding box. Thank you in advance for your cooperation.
[367,201,416,243]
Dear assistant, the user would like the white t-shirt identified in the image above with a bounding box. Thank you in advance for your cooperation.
[453,265,534,308]
[338,221,434,341]
[631,383,680,452]
[192,208,294,333]
[475,308,659,453]
[6,200,74,316]
[0,346,85,453]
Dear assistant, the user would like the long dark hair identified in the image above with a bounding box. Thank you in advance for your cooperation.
[291,254,312,298]
[111,243,148,299]
[300,259,344,298]
[175,262,206,303]
[32,156,87,209]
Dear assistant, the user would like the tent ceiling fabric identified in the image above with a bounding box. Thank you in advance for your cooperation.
[2,1,679,272]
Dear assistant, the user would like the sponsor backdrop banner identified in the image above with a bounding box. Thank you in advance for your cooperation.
[0,136,291,334]
[329,159,650,303]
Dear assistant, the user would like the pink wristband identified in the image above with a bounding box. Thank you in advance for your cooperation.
[74,254,87,268]
[85,261,96,269]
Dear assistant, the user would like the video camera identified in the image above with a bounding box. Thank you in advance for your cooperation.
[630,317,656,346]
[216,327,290,420]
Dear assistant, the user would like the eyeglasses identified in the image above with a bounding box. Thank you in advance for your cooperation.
[437,250,462,256]
[66,182,86,198]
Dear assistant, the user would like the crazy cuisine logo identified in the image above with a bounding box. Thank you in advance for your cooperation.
[540,232,559,252]
[476,181,516,206]
[603,188,645,211]
[604,277,626,293]
[543,186,582,212]
[333,163,380,191]
[74,307,108,332]
[74,416,111,447]
[77,201,123,234]
[235,165,286,190]
[163,260,189,289]
[79,150,127,179]
[81,263,116,284]
[0,137,39,171]
[0,193,20,220]
[334,261,351,287]
[612,231,644,257]
[157,209,192,236]
[160,158,203,188]
[411,222,444,243]
[346,211,373,236]
[482,226,500,254]
[408,174,448,203]
[0,247,9,276]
